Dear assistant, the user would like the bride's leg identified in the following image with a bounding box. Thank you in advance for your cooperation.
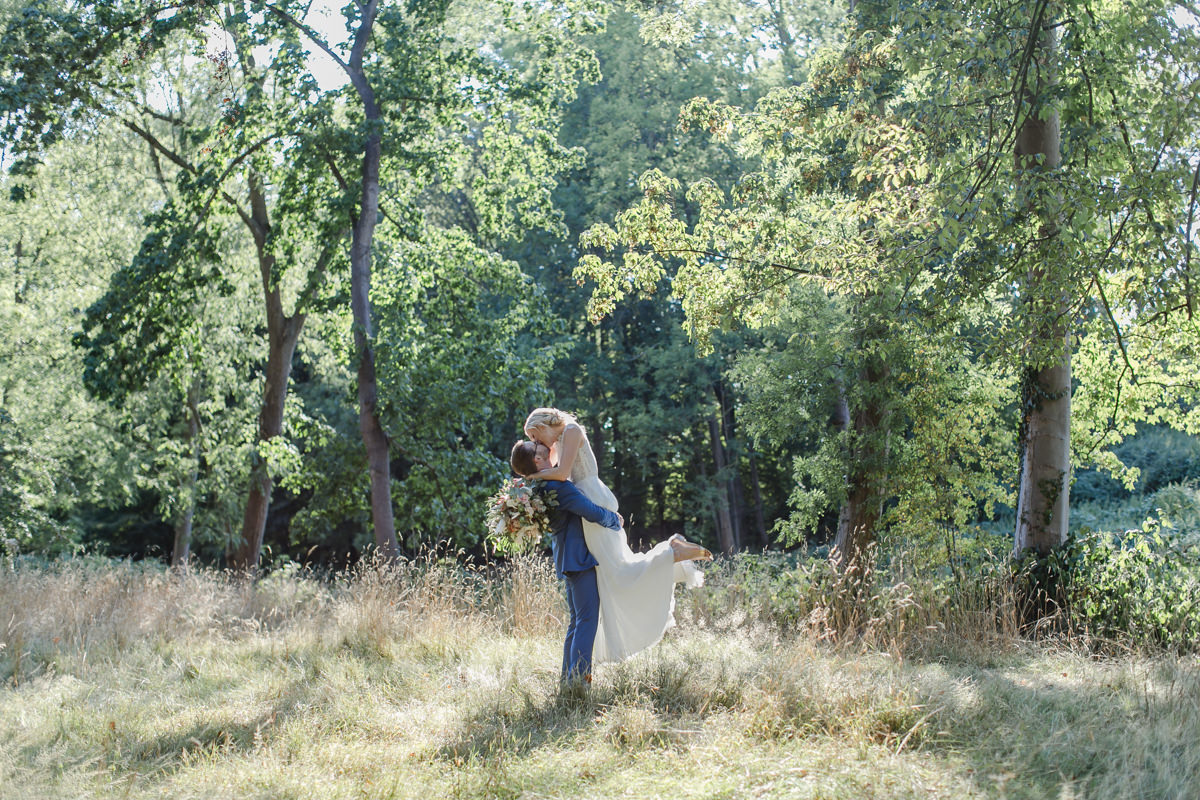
[669,534,713,562]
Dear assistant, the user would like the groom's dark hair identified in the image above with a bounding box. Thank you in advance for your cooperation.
[510,440,538,477]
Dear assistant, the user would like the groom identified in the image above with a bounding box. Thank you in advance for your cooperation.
[510,439,622,686]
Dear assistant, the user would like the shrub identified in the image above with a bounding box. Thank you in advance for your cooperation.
[1035,528,1200,651]
[682,547,1017,651]
[1073,426,1200,504]
[1151,482,1200,547]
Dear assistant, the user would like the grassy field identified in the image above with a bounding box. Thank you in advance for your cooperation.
[1,555,1198,800]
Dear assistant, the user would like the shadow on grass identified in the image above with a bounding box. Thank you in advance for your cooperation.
[436,644,1199,799]
[878,652,1199,800]
[437,638,755,762]
[436,655,748,765]
[436,681,603,762]
[82,672,322,783]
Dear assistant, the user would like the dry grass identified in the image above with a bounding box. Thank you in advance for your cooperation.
[1,553,1198,800]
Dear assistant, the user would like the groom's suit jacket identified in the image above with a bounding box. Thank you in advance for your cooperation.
[540,479,620,579]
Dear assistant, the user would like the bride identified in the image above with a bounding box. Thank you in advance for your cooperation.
[523,407,711,663]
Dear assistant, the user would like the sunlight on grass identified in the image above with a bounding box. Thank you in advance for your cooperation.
[1,555,1197,799]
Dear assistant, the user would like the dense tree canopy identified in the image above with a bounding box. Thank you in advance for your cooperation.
[1,0,1199,599]
[578,0,1200,564]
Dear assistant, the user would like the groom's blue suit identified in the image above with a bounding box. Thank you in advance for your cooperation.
[541,479,621,682]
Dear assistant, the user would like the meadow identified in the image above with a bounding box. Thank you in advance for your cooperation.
[1,553,1197,800]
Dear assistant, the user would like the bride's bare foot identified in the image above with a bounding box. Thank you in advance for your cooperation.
[669,534,713,562]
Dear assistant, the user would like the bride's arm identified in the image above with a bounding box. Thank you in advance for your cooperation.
[527,425,582,482]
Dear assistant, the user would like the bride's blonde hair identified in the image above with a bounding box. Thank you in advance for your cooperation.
[524,407,577,434]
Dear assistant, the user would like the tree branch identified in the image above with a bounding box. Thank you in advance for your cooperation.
[323,153,349,193]
[263,2,349,73]
[135,102,185,127]
[199,133,281,216]
[641,246,831,282]
[1091,273,1136,386]
[963,0,1051,206]
[295,232,349,313]
[1184,157,1200,319]
[148,143,171,201]
[121,116,256,240]
[349,0,379,73]
[123,119,194,173]
[247,170,272,249]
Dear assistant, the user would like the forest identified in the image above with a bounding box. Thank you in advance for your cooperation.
[2,0,1200,797]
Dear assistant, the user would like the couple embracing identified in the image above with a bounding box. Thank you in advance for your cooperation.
[509,407,712,686]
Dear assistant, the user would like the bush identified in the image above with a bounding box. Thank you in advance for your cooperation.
[1035,528,1200,651]
[1151,482,1200,546]
[682,547,1017,650]
[1073,426,1200,503]
[0,408,77,556]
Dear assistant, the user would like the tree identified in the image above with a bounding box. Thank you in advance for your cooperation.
[576,1,1000,569]
[577,0,1200,572]
[501,5,828,552]
[256,0,602,556]
[0,114,201,556]
[1,1,355,569]
[2,0,600,568]
[371,227,563,550]
[265,0,401,560]
[1011,1,1068,556]
[880,0,1200,557]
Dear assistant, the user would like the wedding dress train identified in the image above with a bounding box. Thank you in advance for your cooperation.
[563,424,703,663]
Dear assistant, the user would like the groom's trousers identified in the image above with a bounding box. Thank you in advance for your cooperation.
[561,567,600,682]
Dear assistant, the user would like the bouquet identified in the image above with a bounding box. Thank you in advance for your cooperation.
[485,478,555,554]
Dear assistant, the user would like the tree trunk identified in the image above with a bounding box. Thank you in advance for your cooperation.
[348,48,400,561]
[655,479,666,532]
[747,451,769,548]
[716,381,747,548]
[611,411,624,524]
[832,476,878,571]
[767,0,801,82]
[229,174,306,574]
[229,311,303,572]
[171,377,201,569]
[351,140,399,560]
[171,509,194,570]
[1014,347,1071,555]
[708,414,737,555]
[591,413,606,480]
[1013,6,1068,558]
[831,359,887,571]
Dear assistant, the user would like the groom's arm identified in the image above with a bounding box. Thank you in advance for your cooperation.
[549,482,621,531]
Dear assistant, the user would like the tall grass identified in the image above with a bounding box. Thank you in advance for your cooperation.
[1,553,1197,799]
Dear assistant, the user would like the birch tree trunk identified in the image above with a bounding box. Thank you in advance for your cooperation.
[1013,6,1069,558]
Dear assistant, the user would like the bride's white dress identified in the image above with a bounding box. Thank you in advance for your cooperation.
[562,424,703,663]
